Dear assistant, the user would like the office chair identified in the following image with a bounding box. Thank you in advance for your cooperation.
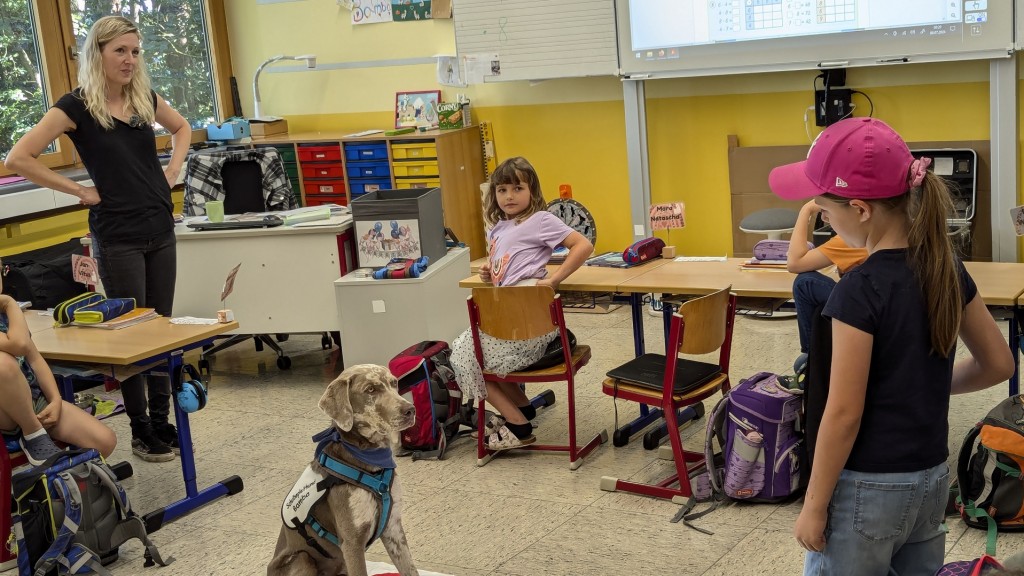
[467,285,608,469]
[184,148,317,371]
[599,286,737,502]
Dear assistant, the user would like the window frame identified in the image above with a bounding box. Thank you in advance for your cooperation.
[0,0,231,178]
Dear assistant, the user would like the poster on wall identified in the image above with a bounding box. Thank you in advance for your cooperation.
[392,0,431,21]
[356,219,423,267]
[351,0,393,25]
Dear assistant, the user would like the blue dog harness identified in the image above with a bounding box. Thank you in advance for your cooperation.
[282,427,396,558]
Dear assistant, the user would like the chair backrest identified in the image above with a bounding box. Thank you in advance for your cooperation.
[675,286,733,356]
[221,159,266,214]
[470,286,558,341]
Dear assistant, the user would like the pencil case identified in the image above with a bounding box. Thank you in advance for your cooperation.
[53,292,104,326]
[73,298,136,324]
[752,240,814,262]
[622,237,665,264]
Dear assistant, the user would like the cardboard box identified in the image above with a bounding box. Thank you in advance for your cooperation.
[437,102,469,130]
[351,187,446,268]
[249,118,289,137]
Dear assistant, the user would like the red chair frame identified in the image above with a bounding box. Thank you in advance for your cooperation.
[600,287,737,501]
[467,286,607,470]
[1,437,28,568]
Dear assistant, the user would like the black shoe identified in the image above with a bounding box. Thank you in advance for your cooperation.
[131,432,174,462]
[152,423,180,455]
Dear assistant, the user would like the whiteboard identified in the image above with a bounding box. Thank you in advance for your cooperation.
[454,0,619,82]
[616,0,1014,78]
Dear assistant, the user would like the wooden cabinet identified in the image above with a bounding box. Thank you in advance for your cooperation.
[254,127,487,259]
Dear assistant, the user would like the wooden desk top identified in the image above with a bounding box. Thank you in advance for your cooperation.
[459,259,670,292]
[964,261,1024,307]
[27,316,239,365]
[620,258,800,299]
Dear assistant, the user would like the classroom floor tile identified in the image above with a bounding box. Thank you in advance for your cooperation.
[44,304,1021,575]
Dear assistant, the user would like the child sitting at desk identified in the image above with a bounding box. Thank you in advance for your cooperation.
[448,157,593,451]
[0,264,116,465]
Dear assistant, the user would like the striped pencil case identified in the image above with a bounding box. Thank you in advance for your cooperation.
[73,298,136,324]
[53,292,104,326]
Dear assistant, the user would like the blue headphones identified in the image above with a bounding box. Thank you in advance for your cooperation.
[175,363,208,413]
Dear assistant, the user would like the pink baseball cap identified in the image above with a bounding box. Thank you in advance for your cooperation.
[768,117,915,201]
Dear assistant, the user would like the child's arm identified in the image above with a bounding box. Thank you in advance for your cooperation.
[787,201,832,273]
[951,294,1015,394]
[539,231,592,289]
[24,345,63,429]
[794,319,870,553]
[0,295,32,357]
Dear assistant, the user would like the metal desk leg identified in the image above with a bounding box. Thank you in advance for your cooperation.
[1011,305,1021,396]
[142,355,243,533]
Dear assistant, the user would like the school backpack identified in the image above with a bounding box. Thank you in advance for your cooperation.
[955,393,1024,555]
[388,341,474,460]
[678,372,805,530]
[11,449,171,575]
[934,555,1003,576]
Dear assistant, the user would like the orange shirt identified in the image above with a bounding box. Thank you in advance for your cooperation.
[818,236,868,274]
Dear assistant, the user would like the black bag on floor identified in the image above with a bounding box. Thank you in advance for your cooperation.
[1,239,88,310]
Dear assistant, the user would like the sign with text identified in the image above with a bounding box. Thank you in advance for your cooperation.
[649,202,685,230]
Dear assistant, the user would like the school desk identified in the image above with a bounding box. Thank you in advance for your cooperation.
[24,312,243,533]
[171,216,355,338]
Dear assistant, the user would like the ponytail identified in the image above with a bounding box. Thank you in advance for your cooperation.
[905,171,961,356]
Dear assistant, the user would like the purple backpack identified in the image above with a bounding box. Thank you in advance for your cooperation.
[934,555,1003,576]
[677,372,805,530]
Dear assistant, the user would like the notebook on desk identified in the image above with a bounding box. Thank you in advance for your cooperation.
[606,353,721,394]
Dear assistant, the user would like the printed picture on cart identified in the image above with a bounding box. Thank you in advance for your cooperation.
[356,219,422,267]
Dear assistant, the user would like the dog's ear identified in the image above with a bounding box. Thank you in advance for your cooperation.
[319,373,354,431]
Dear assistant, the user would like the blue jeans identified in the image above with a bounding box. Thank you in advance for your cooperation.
[793,271,837,353]
[92,230,177,432]
[804,463,948,576]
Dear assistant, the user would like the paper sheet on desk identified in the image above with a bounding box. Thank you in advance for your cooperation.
[171,316,219,325]
[291,215,352,227]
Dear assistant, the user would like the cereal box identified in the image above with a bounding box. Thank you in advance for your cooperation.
[437,102,469,129]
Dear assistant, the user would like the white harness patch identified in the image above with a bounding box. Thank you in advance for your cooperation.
[282,464,328,528]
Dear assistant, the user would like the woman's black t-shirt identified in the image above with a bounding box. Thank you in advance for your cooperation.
[53,88,173,243]
[823,248,978,473]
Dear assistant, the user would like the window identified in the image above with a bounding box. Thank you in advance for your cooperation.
[0,0,229,176]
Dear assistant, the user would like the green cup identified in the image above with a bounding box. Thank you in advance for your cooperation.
[206,200,224,223]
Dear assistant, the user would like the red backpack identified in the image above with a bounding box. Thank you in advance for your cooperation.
[388,341,474,460]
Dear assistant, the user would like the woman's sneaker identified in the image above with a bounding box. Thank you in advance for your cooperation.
[131,431,174,462]
[153,422,180,455]
[19,433,64,467]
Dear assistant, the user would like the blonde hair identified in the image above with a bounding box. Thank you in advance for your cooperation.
[825,170,962,356]
[78,16,154,130]
[482,157,546,227]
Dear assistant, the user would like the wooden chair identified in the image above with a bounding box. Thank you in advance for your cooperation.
[467,286,608,470]
[1,435,28,569]
[600,286,737,501]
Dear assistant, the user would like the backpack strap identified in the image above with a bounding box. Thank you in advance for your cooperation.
[86,461,172,567]
[32,471,84,576]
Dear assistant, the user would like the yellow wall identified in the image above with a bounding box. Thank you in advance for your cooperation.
[4,5,1018,258]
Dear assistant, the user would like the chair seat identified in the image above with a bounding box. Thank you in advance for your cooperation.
[484,345,591,380]
[739,208,799,232]
[606,354,720,395]
[3,434,21,455]
[602,372,727,403]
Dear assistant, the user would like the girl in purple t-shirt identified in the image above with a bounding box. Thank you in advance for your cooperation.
[449,157,593,451]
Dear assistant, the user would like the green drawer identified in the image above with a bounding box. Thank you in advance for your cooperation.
[274,145,297,163]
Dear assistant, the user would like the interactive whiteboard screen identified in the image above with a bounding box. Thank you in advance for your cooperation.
[617,0,1013,77]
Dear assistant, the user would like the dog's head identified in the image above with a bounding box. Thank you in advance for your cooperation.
[318,364,416,446]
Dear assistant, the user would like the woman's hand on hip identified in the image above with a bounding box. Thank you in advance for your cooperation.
[163,166,180,189]
[77,185,100,206]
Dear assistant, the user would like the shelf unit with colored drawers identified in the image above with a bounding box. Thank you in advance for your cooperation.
[252,127,487,259]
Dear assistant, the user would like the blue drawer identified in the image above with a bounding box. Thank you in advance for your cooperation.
[344,142,388,161]
[346,161,391,178]
[349,178,392,195]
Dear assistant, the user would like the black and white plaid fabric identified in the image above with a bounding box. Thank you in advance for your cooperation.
[182,147,296,216]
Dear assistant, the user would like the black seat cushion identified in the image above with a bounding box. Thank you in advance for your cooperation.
[527,330,577,370]
[606,353,721,395]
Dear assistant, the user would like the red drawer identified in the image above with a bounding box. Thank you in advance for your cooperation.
[301,164,344,179]
[297,145,341,163]
[305,194,348,207]
[303,179,346,195]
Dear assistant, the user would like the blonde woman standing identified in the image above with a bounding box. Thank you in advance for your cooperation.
[5,15,191,463]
